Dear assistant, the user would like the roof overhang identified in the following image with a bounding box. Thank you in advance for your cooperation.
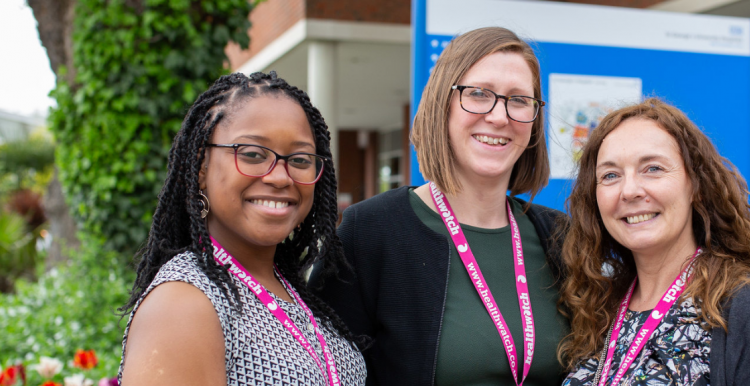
[236,19,412,131]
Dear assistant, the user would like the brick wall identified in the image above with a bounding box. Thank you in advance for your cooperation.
[225,0,305,71]
[226,0,411,71]
[307,0,410,24]
[226,0,670,71]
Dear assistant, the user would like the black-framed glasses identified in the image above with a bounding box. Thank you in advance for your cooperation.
[451,85,545,123]
[207,144,328,185]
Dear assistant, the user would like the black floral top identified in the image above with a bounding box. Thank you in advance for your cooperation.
[564,297,711,386]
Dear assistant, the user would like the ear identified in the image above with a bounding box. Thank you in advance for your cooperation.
[198,150,209,190]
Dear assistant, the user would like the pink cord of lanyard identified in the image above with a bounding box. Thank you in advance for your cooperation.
[597,248,701,386]
[429,182,535,385]
[211,236,341,386]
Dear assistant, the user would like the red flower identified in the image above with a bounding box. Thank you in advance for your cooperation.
[0,364,26,386]
[40,382,62,386]
[0,364,24,386]
[18,364,26,385]
[73,350,98,370]
[0,368,14,386]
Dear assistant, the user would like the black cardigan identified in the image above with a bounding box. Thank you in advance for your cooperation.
[711,284,750,386]
[309,186,566,386]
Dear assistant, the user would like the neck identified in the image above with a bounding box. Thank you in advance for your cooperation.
[210,233,277,283]
[629,240,698,311]
[417,175,511,228]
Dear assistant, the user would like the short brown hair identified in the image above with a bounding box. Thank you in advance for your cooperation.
[410,27,549,198]
[558,97,750,368]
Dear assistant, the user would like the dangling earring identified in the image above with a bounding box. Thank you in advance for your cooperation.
[199,190,210,219]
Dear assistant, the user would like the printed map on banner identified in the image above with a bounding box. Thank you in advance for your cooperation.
[548,74,642,179]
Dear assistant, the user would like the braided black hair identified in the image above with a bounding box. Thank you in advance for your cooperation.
[121,71,359,345]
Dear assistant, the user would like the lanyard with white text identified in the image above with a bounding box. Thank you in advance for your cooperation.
[211,236,341,386]
[597,248,701,386]
[428,182,534,386]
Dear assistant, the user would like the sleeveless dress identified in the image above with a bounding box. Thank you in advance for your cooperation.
[118,252,367,385]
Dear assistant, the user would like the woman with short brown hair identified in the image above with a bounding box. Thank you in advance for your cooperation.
[311,27,568,385]
[560,98,750,386]
[411,27,549,198]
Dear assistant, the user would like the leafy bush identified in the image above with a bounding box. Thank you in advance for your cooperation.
[0,135,55,197]
[0,209,39,293]
[0,236,133,381]
[49,0,252,254]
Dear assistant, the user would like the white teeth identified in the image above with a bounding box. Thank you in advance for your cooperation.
[473,135,509,146]
[626,213,656,224]
[251,199,290,209]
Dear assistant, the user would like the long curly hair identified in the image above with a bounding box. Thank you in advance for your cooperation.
[557,97,750,369]
[121,71,357,344]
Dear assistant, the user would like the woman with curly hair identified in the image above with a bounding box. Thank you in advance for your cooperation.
[559,98,750,386]
[118,72,365,386]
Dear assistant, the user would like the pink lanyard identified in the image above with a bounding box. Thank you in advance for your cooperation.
[211,237,341,386]
[428,182,535,385]
[597,248,701,386]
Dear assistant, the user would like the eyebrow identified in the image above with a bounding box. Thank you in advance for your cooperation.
[596,154,670,169]
[233,134,315,150]
[461,82,533,96]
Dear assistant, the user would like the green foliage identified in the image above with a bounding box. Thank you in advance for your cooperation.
[0,136,55,178]
[0,236,134,380]
[0,209,38,293]
[49,0,252,253]
[0,135,55,196]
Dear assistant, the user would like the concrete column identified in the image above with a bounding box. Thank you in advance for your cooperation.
[307,41,338,175]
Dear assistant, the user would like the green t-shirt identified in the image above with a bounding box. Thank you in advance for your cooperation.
[409,189,566,386]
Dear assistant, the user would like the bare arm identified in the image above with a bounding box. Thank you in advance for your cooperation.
[121,282,226,386]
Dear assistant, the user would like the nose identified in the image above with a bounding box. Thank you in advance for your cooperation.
[620,172,646,202]
[485,99,510,126]
[261,160,294,188]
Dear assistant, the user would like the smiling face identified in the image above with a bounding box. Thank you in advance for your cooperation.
[447,51,534,186]
[595,118,695,257]
[200,95,316,256]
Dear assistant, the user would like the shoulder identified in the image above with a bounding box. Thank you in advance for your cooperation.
[154,252,203,280]
[338,186,417,241]
[121,280,226,386]
[711,283,750,386]
[343,185,411,217]
[129,281,221,337]
[513,197,567,227]
[149,252,219,293]
[724,283,750,321]
[713,283,750,350]
[128,251,234,346]
[511,197,568,242]
[126,251,226,343]
[511,197,569,284]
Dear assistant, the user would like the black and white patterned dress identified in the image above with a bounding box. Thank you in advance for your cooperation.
[564,297,711,386]
[118,252,367,385]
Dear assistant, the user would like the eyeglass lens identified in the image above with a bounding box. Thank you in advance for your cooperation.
[460,87,539,122]
[235,145,324,183]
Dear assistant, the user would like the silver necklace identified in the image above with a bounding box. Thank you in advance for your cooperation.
[591,322,615,385]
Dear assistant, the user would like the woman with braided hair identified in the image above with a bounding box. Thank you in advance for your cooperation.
[118,71,366,386]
